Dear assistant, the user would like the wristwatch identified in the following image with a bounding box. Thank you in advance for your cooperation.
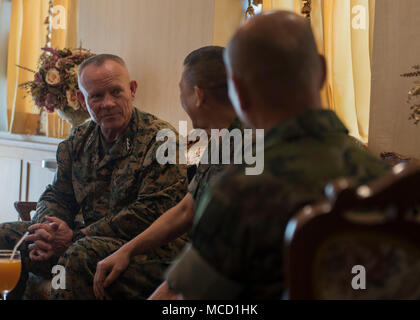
[72,229,85,243]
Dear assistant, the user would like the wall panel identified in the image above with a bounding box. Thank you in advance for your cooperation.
[78,0,216,131]
[369,0,420,158]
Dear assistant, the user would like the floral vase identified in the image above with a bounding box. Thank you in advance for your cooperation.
[56,107,91,135]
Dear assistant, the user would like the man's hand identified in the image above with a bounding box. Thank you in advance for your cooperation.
[93,247,131,300]
[26,216,74,261]
[25,220,57,261]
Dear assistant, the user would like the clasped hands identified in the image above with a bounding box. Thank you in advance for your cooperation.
[24,216,76,261]
[24,215,130,299]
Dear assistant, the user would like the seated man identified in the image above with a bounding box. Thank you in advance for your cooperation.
[92,46,241,299]
[150,11,391,299]
[0,54,188,299]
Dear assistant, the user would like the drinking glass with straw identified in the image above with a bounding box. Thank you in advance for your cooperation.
[0,231,28,300]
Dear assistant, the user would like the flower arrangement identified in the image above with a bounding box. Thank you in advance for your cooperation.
[401,65,420,124]
[19,47,95,114]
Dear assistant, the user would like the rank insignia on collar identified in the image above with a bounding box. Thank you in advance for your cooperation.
[126,138,131,153]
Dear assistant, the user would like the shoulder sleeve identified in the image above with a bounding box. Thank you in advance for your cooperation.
[187,171,199,197]
[164,168,249,299]
[166,244,243,300]
[186,167,288,299]
[32,138,79,227]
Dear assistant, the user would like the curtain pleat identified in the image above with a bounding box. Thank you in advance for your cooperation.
[262,0,375,143]
[6,0,78,138]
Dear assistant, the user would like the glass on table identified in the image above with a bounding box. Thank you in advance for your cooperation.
[0,250,22,300]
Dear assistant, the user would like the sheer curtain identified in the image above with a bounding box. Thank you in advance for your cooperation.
[6,0,78,138]
[263,0,302,12]
[0,0,11,132]
[262,0,375,143]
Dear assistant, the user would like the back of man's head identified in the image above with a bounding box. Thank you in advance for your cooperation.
[225,11,323,109]
[183,46,231,106]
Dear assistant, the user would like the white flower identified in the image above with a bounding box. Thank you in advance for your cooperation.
[45,68,61,85]
[66,89,79,110]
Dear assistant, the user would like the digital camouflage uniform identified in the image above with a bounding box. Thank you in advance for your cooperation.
[187,119,243,211]
[79,118,244,299]
[0,108,188,299]
[166,109,390,299]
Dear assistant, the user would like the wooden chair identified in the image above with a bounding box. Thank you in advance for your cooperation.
[380,151,412,167]
[13,201,51,299]
[284,163,420,300]
[14,201,37,222]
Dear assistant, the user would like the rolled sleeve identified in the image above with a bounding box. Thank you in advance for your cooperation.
[165,244,243,300]
[187,174,199,196]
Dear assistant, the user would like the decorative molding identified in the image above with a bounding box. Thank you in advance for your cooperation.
[0,132,61,153]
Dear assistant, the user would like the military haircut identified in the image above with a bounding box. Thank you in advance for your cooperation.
[183,46,231,105]
[78,53,127,78]
[225,12,322,108]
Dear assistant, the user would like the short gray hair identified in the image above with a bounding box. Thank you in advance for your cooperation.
[78,53,126,78]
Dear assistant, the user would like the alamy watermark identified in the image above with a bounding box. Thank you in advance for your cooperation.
[52,5,67,30]
[352,5,367,30]
[155,121,265,175]
[51,264,66,290]
[351,265,366,290]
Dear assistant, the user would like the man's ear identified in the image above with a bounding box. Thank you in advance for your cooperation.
[230,75,249,112]
[193,86,205,107]
[228,75,251,125]
[77,90,87,111]
[130,80,138,98]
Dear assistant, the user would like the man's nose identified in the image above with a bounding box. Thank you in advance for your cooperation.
[101,93,116,109]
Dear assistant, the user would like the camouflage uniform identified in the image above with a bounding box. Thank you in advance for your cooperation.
[71,118,243,299]
[188,118,243,211]
[0,108,188,299]
[166,109,390,299]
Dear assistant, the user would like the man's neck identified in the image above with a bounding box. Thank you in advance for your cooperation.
[256,105,321,134]
[100,119,132,143]
[203,107,237,135]
[258,97,323,134]
[100,129,121,143]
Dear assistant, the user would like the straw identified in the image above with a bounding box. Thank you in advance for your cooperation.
[10,231,29,260]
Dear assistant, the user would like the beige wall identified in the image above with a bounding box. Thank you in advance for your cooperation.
[369,0,420,158]
[78,0,216,131]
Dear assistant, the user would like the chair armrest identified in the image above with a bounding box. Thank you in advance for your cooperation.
[14,201,37,222]
[380,152,411,166]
